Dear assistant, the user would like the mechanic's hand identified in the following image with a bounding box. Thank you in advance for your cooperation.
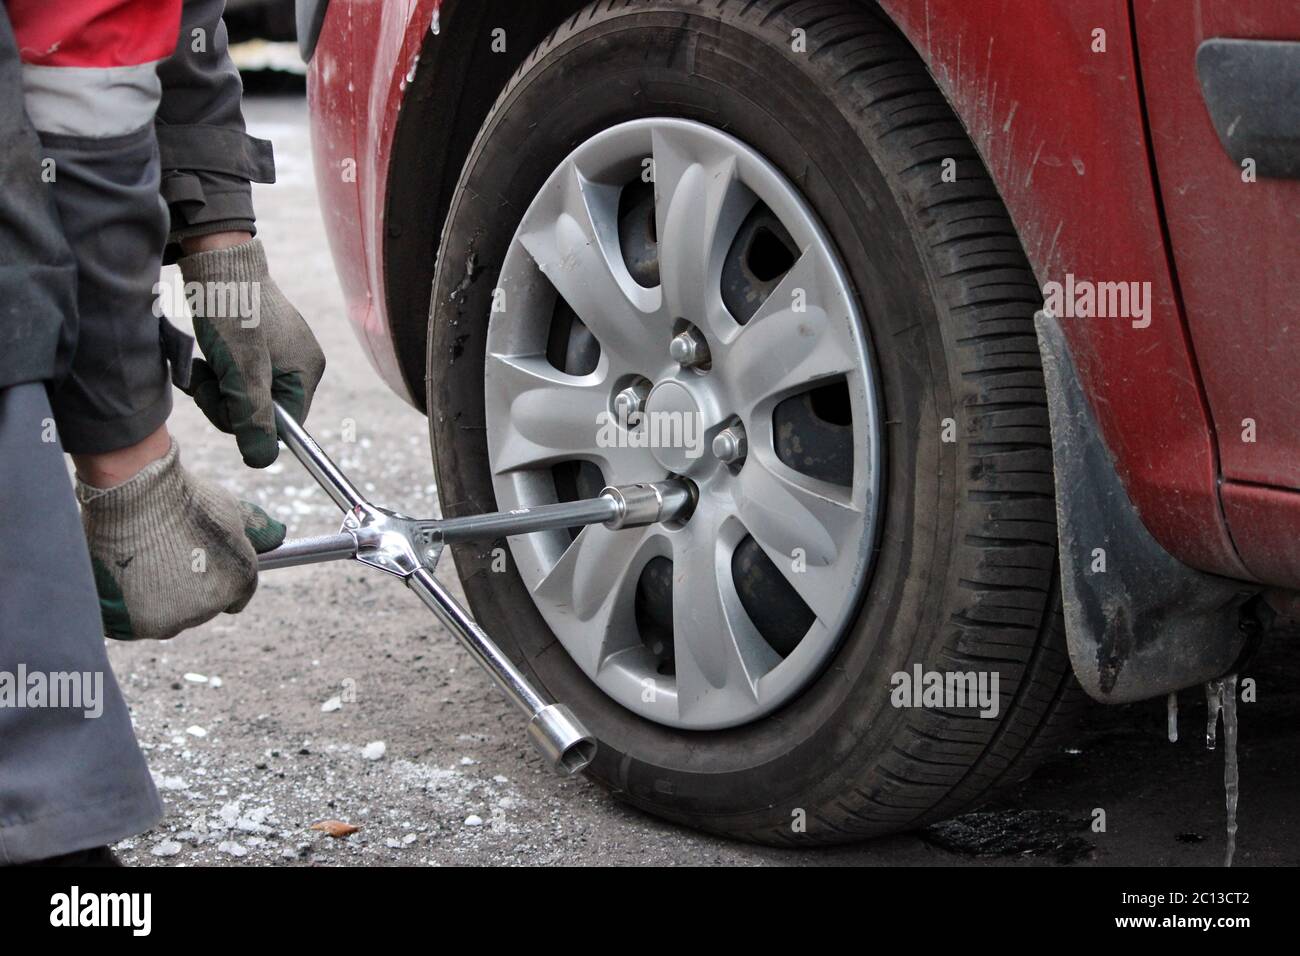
[178,237,326,468]
[77,440,286,641]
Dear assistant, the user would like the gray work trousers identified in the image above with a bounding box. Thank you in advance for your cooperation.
[0,383,164,863]
[0,0,272,862]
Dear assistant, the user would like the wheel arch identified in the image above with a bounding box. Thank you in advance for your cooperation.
[383,0,590,411]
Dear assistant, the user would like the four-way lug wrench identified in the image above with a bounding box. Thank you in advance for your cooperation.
[257,403,692,776]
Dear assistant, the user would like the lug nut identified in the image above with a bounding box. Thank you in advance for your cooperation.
[613,383,650,424]
[712,424,748,464]
[669,328,710,369]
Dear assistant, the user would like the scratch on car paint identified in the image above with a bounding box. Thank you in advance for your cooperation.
[1024,140,1045,188]
[1002,101,1018,134]
[1044,220,1064,275]
[984,37,997,135]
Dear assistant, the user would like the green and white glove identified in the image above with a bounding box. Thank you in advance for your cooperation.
[178,238,326,468]
[77,440,286,641]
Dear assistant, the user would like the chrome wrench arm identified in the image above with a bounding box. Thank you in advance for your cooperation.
[255,484,690,568]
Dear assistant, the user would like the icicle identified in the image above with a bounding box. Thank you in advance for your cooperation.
[1205,679,1224,750]
[1167,691,1178,742]
[1222,674,1239,867]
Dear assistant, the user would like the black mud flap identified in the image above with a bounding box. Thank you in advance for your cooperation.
[1034,311,1258,704]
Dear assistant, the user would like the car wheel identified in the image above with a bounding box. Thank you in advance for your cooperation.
[427,0,1082,843]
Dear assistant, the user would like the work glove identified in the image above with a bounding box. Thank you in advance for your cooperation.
[77,440,286,641]
[177,238,326,468]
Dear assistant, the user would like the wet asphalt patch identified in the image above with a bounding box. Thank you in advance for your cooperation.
[921,809,1095,864]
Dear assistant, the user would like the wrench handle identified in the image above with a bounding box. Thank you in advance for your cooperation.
[406,567,596,775]
[257,532,358,571]
[274,403,367,514]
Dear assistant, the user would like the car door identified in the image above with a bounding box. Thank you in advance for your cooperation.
[1134,0,1300,586]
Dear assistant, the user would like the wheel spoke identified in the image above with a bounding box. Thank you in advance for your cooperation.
[670,514,779,721]
[485,352,609,474]
[722,246,860,418]
[735,453,863,625]
[517,163,662,362]
[532,524,661,672]
[652,127,758,342]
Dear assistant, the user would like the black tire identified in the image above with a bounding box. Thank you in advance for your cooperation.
[426,0,1083,844]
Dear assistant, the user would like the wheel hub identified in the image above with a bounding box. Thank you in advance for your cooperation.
[642,379,709,476]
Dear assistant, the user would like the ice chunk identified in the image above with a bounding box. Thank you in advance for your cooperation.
[1205,675,1241,867]
[1222,674,1240,868]
[1204,681,1223,750]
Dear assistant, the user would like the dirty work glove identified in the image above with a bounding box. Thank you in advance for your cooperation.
[178,238,326,468]
[77,440,286,641]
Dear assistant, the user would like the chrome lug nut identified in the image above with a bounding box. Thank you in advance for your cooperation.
[669,328,710,369]
[613,383,650,423]
[712,424,748,464]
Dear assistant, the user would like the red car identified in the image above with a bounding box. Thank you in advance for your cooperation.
[301,0,1300,843]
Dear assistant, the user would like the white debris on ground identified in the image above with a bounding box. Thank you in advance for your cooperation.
[240,440,439,537]
[112,704,538,866]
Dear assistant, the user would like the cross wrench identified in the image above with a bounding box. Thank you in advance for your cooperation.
[257,403,692,776]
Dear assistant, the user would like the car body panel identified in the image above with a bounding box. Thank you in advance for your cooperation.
[307,0,1298,588]
[1129,1,1300,589]
[1222,482,1300,586]
[1134,1,1300,493]
[307,0,432,395]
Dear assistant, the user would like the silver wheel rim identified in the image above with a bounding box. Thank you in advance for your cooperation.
[484,119,881,729]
